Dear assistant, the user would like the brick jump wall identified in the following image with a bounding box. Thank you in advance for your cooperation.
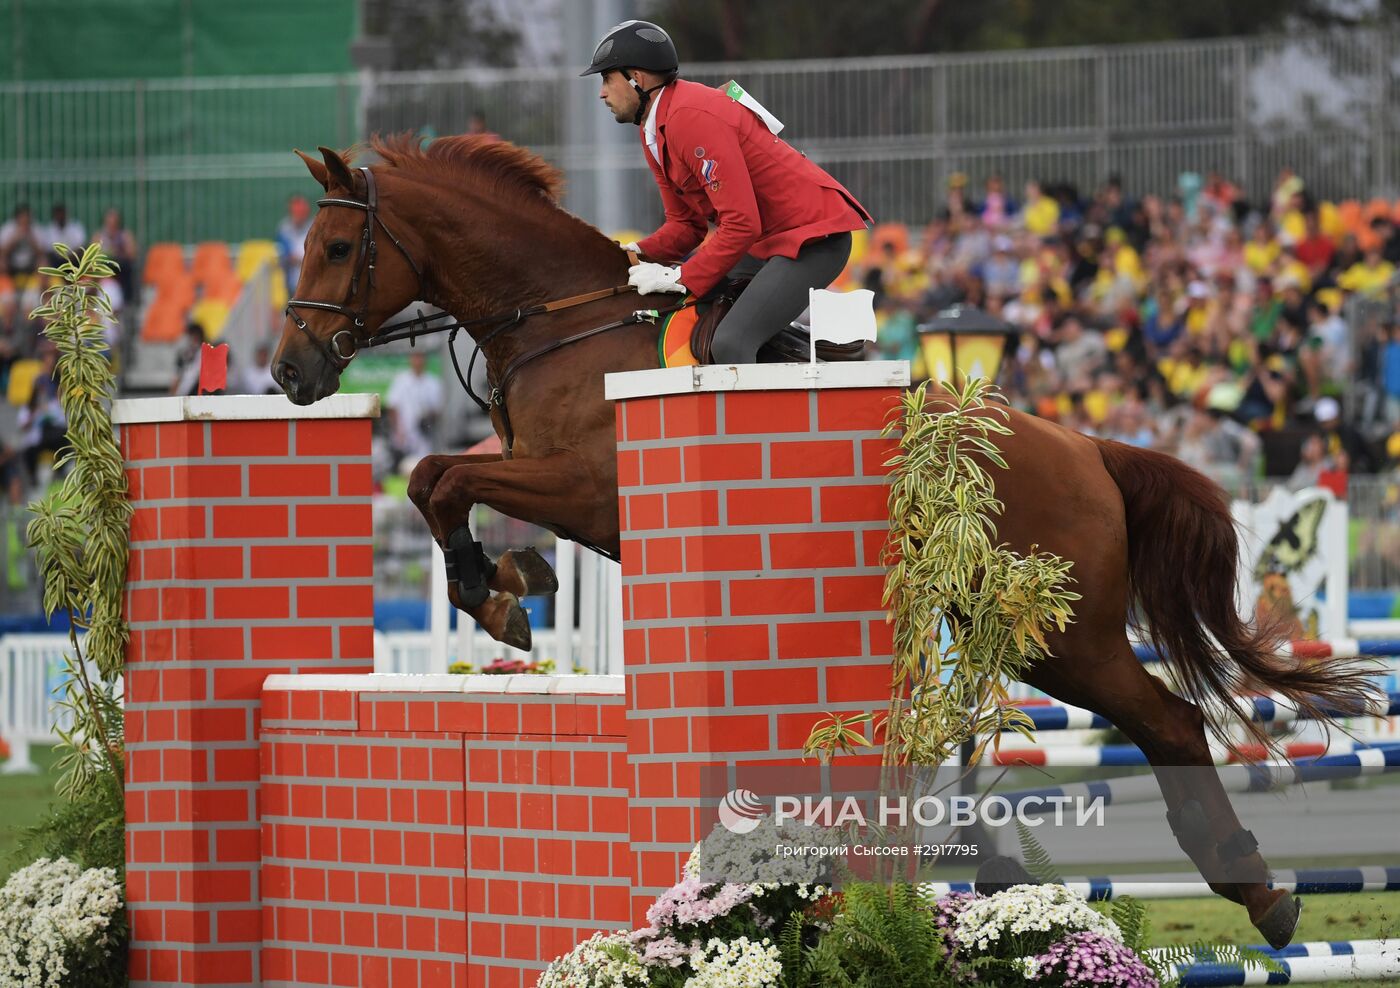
[116,395,380,987]
[605,361,910,922]
[258,674,628,988]
[119,361,909,986]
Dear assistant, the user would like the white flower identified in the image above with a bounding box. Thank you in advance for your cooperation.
[685,817,845,886]
[683,937,783,988]
[951,883,1122,956]
[0,857,124,988]
[539,930,651,988]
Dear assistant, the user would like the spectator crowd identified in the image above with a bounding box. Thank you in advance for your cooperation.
[8,163,1400,526]
[859,168,1400,492]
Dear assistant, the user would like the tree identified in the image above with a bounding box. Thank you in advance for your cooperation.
[642,0,1400,61]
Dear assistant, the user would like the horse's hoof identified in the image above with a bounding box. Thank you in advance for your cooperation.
[974,856,1037,897]
[500,548,560,597]
[1253,891,1301,950]
[499,595,533,652]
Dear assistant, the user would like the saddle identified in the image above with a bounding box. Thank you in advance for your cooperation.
[654,274,869,368]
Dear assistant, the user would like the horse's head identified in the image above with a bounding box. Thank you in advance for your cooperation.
[273,146,424,404]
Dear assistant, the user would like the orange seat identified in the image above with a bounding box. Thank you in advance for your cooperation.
[142,243,186,286]
[204,272,243,306]
[1337,200,1363,235]
[157,272,197,311]
[141,300,187,342]
[870,222,909,257]
[1364,197,1391,225]
[192,241,233,286]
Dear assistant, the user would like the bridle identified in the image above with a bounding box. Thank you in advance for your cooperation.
[281,164,697,463]
[284,166,426,371]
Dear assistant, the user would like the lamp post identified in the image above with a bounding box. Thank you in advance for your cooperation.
[917,304,1018,385]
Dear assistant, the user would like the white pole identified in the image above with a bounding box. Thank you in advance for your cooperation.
[429,541,449,674]
[1,639,38,774]
[579,551,600,675]
[606,560,624,675]
[2,736,35,775]
[554,538,576,674]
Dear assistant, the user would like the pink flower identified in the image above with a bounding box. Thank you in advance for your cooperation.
[645,877,755,931]
[1026,932,1158,987]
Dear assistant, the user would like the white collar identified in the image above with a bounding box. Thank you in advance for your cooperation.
[644,83,669,163]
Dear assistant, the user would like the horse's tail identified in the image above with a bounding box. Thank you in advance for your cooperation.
[1092,438,1377,747]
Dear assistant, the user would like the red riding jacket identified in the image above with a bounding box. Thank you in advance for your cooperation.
[635,79,872,297]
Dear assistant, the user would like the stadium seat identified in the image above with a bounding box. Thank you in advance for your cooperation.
[235,239,279,282]
[268,272,288,311]
[140,300,186,342]
[192,242,233,286]
[870,222,909,257]
[847,227,869,265]
[157,272,197,311]
[1318,201,1344,240]
[191,298,231,339]
[1337,200,1362,236]
[204,272,243,306]
[5,359,43,407]
[142,243,186,286]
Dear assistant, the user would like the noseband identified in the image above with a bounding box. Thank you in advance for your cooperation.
[284,166,425,370]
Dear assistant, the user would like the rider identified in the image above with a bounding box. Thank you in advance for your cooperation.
[582,20,872,365]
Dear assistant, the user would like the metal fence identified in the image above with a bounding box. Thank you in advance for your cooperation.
[7,28,1400,246]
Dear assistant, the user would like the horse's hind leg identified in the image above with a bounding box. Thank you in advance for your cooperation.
[1024,639,1301,949]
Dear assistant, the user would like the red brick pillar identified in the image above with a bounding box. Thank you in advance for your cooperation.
[606,362,909,920]
[115,394,379,987]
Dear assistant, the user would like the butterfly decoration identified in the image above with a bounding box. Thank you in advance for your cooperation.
[1253,497,1328,580]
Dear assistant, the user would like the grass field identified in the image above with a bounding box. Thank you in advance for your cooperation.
[0,744,60,884]
[2,746,1396,982]
[1141,892,1400,986]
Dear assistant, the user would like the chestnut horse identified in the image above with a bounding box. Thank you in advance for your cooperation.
[273,135,1376,948]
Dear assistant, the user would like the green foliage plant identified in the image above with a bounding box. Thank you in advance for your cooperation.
[805,377,1080,769]
[22,244,129,855]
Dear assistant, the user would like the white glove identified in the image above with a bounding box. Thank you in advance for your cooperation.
[619,241,640,254]
[629,261,687,295]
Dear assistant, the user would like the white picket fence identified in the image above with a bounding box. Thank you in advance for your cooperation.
[422,538,624,676]
[0,634,89,774]
[0,540,623,772]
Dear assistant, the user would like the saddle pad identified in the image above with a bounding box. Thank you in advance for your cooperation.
[658,295,702,368]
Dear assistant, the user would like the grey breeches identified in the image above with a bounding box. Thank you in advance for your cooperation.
[709,231,854,365]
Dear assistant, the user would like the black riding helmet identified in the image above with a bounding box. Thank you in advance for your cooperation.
[580,20,678,76]
[581,20,679,125]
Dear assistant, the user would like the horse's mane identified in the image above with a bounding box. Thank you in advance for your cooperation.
[360,132,565,203]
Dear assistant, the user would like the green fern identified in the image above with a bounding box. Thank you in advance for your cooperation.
[805,883,959,988]
[1147,941,1284,987]
[1014,821,1063,884]
[778,910,814,988]
[1110,895,1149,952]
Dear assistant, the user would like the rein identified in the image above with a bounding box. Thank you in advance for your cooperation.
[284,169,695,454]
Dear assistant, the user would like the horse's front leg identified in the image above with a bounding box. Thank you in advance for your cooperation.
[423,451,602,649]
[407,451,558,601]
[407,453,503,539]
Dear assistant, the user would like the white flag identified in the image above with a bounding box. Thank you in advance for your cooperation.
[808,288,877,362]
